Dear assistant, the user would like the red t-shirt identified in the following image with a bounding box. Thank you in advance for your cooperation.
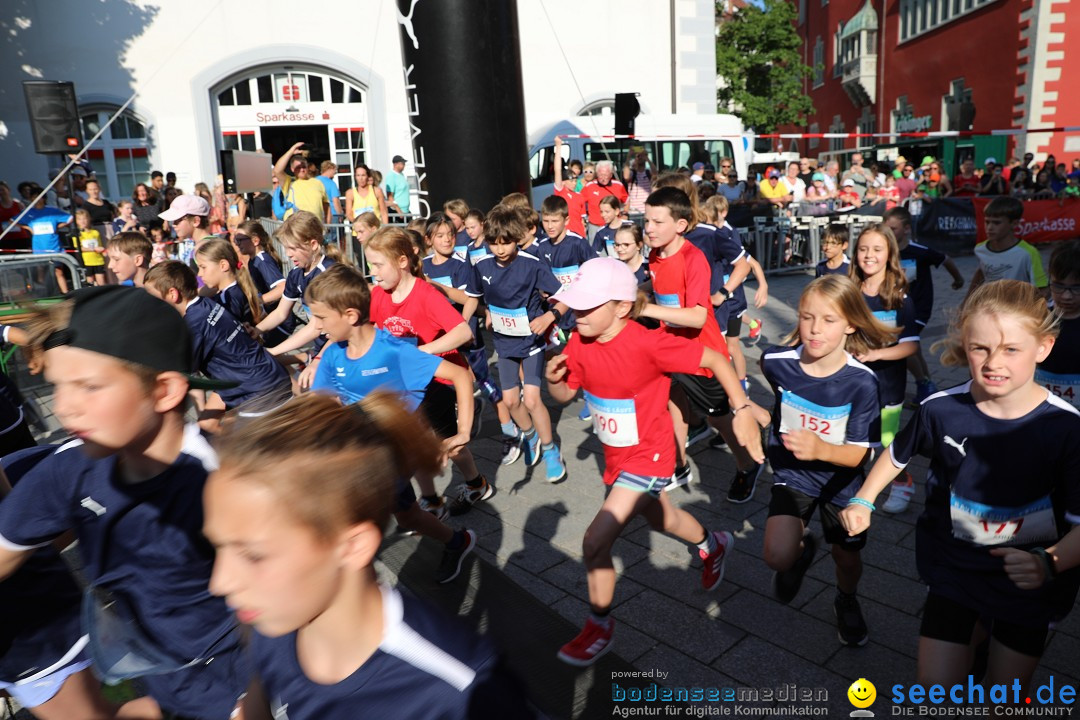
[564,322,703,483]
[553,185,587,237]
[0,200,30,241]
[648,239,730,376]
[952,174,980,195]
[582,180,629,225]
[369,278,470,382]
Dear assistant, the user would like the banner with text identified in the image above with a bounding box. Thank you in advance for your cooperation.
[973,197,1080,245]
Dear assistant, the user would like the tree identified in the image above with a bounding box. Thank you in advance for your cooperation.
[716,0,814,134]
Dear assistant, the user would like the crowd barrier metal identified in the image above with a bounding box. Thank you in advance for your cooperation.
[741,212,882,275]
[0,253,85,378]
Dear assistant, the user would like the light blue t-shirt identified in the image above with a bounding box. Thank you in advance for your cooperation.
[384,171,412,215]
[311,329,442,409]
[317,176,342,221]
[22,207,72,254]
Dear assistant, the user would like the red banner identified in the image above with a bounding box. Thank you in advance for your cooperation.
[972,198,1080,245]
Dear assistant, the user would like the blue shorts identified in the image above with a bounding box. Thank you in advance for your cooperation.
[612,471,672,498]
[497,353,544,391]
[0,639,91,708]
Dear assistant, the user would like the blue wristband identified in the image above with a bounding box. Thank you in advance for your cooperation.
[848,497,875,512]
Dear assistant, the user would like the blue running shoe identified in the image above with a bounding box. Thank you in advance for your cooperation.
[578,405,592,422]
[523,431,541,466]
[543,446,567,483]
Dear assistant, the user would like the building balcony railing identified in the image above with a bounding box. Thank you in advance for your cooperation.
[841,53,877,106]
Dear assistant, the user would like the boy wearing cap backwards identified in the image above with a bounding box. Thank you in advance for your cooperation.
[0,286,248,720]
[159,193,216,267]
[545,257,765,667]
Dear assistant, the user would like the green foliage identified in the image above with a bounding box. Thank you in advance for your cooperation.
[716,0,815,133]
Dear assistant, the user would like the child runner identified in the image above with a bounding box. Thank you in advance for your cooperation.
[546,257,762,666]
[537,194,595,343]
[474,204,569,482]
[611,223,649,284]
[967,196,1049,301]
[205,393,531,719]
[158,193,216,268]
[366,227,490,516]
[464,209,492,266]
[443,198,472,261]
[111,199,138,237]
[706,194,753,392]
[18,196,71,294]
[255,210,338,358]
[815,225,850,277]
[106,230,152,287]
[73,208,107,286]
[1038,240,1080,410]
[884,207,965,402]
[0,287,248,720]
[592,196,624,257]
[234,219,296,346]
[145,261,292,422]
[840,279,1080,692]
[761,275,896,646]
[703,195,769,350]
[850,224,921,513]
[196,237,264,327]
[304,264,479,582]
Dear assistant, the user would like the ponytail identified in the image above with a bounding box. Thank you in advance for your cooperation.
[367,226,424,278]
[238,220,282,266]
[196,238,263,323]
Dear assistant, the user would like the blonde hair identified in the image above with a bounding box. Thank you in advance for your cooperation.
[654,172,706,226]
[783,275,899,356]
[353,212,381,232]
[214,392,443,539]
[195,238,263,323]
[366,226,424,278]
[849,224,908,311]
[443,198,469,219]
[275,210,344,264]
[702,195,729,225]
[74,208,91,225]
[499,192,532,210]
[933,279,1059,367]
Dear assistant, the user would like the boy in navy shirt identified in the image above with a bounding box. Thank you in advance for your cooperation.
[537,194,595,340]
[0,286,248,720]
[884,207,965,402]
[144,261,292,424]
[814,225,850,277]
[474,204,570,483]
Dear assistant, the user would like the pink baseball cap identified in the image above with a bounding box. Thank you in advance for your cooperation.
[552,257,638,310]
[159,194,210,222]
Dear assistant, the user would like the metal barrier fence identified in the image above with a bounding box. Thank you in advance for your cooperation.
[740,212,883,276]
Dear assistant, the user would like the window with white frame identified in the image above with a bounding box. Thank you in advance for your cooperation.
[813,37,825,87]
[899,0,997,41]
[79,108,151,202]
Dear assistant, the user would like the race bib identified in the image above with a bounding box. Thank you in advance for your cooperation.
[553,264,579,288]
[30,221,53,236]
[872,309,897,328]
[469,246,491,265]
[605,239,616,257]
[489,304,531,337]
[428,275,452,288]
[949,493,1058,547]
[584,391,639,447]
[655,292,684,328]
[453,245,469,263]
[778,389,850,445]
[901,258,917,282]
[1036,368,1079,409]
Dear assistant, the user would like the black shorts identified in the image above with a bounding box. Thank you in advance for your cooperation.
[920,592,1048,657]
[672,372,730,417]
[725,314,743,338]
[768,485,867,551]
[418,380,458,439]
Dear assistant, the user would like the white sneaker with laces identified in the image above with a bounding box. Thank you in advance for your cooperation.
[882,474,914,514]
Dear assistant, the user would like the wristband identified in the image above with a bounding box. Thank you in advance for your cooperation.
[718,287,731,299]
[550,307,563,324]
[730,403,752,417]
[847,497,875,512]
[1031,547,1057,582]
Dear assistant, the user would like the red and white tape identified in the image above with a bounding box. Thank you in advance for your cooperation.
[557,126,1080,140]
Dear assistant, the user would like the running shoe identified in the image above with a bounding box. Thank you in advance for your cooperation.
[543,446,567,483]
[726,461,765,504]
[448,476,494,516]
[500,434,523,466]
[882,472,915,514]
[665,463,693,492]
[578,405,592,422]
[747,318,763,345]
[685,422,715,448]
[557,618,614,667]
[773,534,817,604]
[914,379,939,404]
[700,531,735,591]
[740,378,750,393]
[522,432,542,467]
[834,591,869,647]
[436,529,477,584]
[417,495,449,521]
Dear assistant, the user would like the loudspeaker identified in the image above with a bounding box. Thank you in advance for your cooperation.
[23,81,83,154]
[615,92,641,136]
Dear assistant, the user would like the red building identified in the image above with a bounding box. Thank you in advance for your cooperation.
[788,0,1078,173]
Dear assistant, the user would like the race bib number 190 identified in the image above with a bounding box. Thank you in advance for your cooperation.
[584,391,639,447]
[778,389,851,446]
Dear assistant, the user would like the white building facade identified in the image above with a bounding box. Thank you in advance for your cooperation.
[0,0,718,203]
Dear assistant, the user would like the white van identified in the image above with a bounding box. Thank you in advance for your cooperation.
[527,114,749,207]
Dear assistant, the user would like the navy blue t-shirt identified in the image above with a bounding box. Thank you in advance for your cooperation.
[862,292,919,406]
[422,254,481,310]
[0,446,84,684]
[283,255,335,352]
[899,241,946,323]
[250,584,529,719]
[594,224,618,256]
[249,251,295,338]
[815,256,851,277]
[0,429,246,716]
[215,282,253,326]
[685,223,746,330]
[312,329,443,410]
[762,346,881,505]
[473,254,562,358]
[716,222,749,318]
[454,228,470,262]
[536,232,595,331]
[467,241,492,267]
[1037,315,1080,411]
[890,382,1080,624]
[185,297,289,408]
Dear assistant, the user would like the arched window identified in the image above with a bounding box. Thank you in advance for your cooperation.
[79,108,151,201]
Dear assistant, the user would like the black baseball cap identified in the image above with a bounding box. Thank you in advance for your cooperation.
[43,286,236,391]
[392,154,407,164]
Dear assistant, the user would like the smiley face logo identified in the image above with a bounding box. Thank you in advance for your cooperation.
[848,678,876,709]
